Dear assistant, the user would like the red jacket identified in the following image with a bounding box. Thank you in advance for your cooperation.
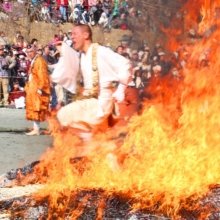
[57,0,68,7]
[9,88,26,103]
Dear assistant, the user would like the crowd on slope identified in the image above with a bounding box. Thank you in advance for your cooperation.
[0,22,207,109]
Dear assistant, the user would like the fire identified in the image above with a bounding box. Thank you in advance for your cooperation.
[30,0,220,218]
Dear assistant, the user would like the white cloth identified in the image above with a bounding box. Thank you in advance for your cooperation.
[51,43,79,93]
[98,13,108,27]
[80,44,132,117]
[14,96,25,109]
[33,120,40,130]
[54,43,132,130]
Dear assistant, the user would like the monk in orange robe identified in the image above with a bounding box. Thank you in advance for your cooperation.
[25,45,50,136]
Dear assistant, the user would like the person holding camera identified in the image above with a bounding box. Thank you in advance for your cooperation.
[0,44,16,106]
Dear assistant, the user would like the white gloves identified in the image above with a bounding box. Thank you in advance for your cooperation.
[112,83,126,103]
[37,89,42,95]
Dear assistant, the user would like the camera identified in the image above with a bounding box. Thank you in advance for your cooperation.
[2,65,9,70]
[4,44,11,51]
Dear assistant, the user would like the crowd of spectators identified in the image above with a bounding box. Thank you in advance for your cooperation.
[0,23,205,111]
[0,0,179,34]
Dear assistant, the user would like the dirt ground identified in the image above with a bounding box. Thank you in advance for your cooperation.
[0,108,52,175]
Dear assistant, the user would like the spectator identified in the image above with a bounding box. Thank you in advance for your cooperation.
[41,3,51,22]
[15,35,27,49]
[0,32,9,47]
[158,52,171,77]
[67,30,72,39]
[122,52,130,59]
[131,50,139,67]
[93,1,103,24]
[37,48,43,56]
[81,10,92,26]
[111,12,127,29]
[71,8,80,24]
[53,34,60,44]
[103,0,111,17]
[63,33,68,41]
[72,0,83,14]
[9,80,26,108]
[30,38,38,48]
[17,51,28,86]
[88,0,97,11]
[112,0,119,18]
[98,12,108,30]
[134,69,142,89]
[58,30,64,41]
[51,5,62,24]
[116,45,123,55]
[13,31,21,45]
[42,45,56,65]
[2,0,12,12]
[57,0,68,22]
[0,44,16,106]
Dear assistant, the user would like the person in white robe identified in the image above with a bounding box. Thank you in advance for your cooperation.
[51,25,132,139]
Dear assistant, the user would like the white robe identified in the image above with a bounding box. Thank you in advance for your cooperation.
[52,43,132,131]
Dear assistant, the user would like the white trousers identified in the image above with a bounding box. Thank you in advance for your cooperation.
[33,120,40,131]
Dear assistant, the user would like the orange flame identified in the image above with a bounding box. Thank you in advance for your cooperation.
[31,0,220,218]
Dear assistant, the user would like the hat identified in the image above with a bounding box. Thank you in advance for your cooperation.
[153,65,162,72]
[132,50,137,55]
[68,30,72,33]
[121,41,128,45]
[153,56,158,61]
[13,79,19,84]
[158,52,165,56]
[119,34,131,42]
[144,46,150,51]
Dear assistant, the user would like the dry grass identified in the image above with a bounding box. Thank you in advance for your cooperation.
[0,18,133,50]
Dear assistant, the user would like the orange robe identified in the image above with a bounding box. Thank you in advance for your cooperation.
[25,56,50,122]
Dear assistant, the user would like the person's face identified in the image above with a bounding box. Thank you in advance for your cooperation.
[160,55,165,61]
[121,42,127,48]
[19,37,24,43]
[27,46,37,59]
[13,84,19,89]
[44,46,50,55]
[33,40,38,45]
[37,49,43,55]
[1,32,5,37]
[132,54,138,60]
[117,46,123,54]
[71,27,88,51]
[0,47,4,55]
